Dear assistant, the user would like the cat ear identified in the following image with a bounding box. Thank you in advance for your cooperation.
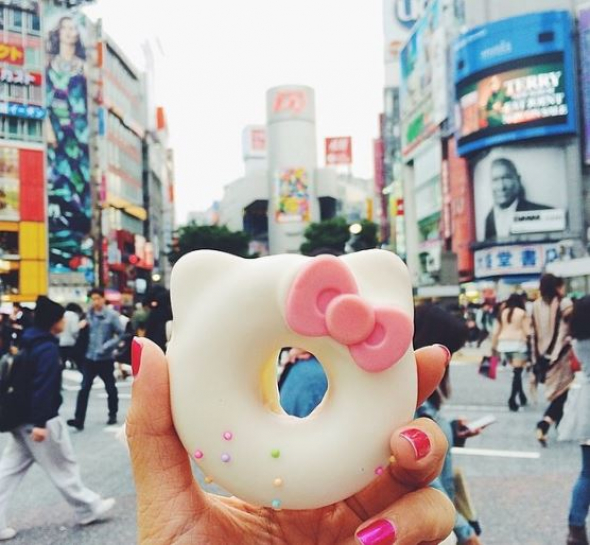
[170,250,242,326]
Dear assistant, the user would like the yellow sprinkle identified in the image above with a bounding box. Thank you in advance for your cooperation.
[204,476,214,484]
[273,478,283,487]
[389,455,396,465]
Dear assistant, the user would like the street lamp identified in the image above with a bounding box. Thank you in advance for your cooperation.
[345,223,364,253]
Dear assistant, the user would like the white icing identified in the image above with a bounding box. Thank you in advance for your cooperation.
[167,249,417,510]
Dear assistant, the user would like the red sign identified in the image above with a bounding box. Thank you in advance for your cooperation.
[251,129,266,152]
[0,67,41,86]
[273,90,307,114]
[325,137,353,165]
[0,43,24,66]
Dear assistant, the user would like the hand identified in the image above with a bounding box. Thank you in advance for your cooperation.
[31,427,47,442]
[455,419,481,440]
[78,319,88,330]
[127,340,454,544]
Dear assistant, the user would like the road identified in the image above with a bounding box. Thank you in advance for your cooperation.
[0,351,579,545]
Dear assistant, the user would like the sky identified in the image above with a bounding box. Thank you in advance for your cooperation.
[84,0,385,224]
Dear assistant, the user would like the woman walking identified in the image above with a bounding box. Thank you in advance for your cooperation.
[491,293,530,412]
[559,297,590,545]
[532,274,574,446]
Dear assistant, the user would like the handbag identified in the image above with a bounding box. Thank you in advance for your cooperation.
[571,350,582,373]
[478,355,499,380]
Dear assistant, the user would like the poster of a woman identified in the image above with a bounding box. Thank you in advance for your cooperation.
[46,11,94,281]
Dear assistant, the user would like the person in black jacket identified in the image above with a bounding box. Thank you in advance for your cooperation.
[0,297,115,542]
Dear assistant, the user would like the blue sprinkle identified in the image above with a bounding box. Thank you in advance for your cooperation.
[271,499,282,510]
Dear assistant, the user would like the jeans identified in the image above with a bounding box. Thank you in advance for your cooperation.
[569,445,590,527]
[74,359,118,424]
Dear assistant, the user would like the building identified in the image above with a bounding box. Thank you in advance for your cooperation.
[391,0,590,300]
[0,0,47,303]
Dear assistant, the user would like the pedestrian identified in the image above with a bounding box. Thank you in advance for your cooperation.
[415,304,483,545]
[558,296,590,545]
[475,301,495,348]
[144,289,172,352]
[67,288,123,431]
[491,293,530,412]
[59,303,84,370]
[0,296,115,541]
[532,273,575,446]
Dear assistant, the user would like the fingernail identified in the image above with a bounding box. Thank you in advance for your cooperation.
[400,428,432,460]
[435,344,451,366]
[356,519,397,545]
[132,338,143,378]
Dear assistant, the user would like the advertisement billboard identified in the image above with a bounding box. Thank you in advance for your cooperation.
[0,147,19,221]
[473,145,568,244]
[579,5,590,165]
[454,11,577,156]
[326,137,353,166]
[400,0,448,156]
[45,5,94,281]
[275,168,310,223]
[242,125,267,160]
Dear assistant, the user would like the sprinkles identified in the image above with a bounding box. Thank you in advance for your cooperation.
[271,449,281,459]
[223,431,233,441]
[221,453,231,463]
[271,499,282,510]
[194,450,204,460]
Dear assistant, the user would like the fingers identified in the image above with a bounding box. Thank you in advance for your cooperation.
[416,345,450,408]
[351,488,455,545]
[126,338,205,514]
[348,418,448,519]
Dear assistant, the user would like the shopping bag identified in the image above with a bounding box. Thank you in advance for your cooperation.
[478,355,498,380]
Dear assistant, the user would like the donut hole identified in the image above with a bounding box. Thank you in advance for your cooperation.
[277,347,328,418]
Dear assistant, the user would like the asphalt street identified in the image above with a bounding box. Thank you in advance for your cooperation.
[0,350,580,545]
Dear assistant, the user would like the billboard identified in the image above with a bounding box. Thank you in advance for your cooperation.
[0,147,19,221]
[579,5,590,165]
[45,5,94,281]
[454,11,577,156]
[383,0,424,73]
[400,0,453,156]
[0,42,24,66]
[473,145,568,244]
[474,243,561,278]
[242,125,267,160]
[275,168,310,223]
[326,137,352,166]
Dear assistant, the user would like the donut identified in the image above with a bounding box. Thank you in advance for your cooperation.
[167,249,416,510]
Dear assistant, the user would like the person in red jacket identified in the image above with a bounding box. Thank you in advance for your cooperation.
[0,296,115,542]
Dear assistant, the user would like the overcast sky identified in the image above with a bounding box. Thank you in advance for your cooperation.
[85,0,385,224]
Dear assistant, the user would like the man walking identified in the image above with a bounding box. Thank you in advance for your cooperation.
[68,289,123,431]
[0,296,114,541]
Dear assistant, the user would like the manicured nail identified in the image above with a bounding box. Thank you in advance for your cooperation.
[356,519,397,545]
[132,338,143,378]
[400,428,432,460]
[435,344,451,366]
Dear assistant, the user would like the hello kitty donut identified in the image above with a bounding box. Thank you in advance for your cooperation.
[167,249,417,510]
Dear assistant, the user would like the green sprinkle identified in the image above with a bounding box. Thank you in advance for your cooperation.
[271,499,282,510]
[271,449,280,459]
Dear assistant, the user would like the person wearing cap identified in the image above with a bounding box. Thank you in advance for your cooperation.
[0,296,115,541]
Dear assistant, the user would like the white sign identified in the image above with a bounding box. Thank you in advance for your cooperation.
[510,209,566,235]
[474,243,561,278]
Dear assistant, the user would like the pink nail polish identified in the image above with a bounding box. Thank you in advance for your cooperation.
[435,344,451,366]
[132,338,143,378]
[400,428,432,460]
[356,519,397,545]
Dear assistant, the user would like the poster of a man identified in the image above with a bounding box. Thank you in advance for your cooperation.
[474,146,568,242]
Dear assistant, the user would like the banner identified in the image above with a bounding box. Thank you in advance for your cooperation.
[579,5,590,165]
[45,6,94,281]
[0,147,20,221]
[473,145,568,243]
[454,11,577,156]
[326,137,353,166]
[275,168,310,223]
[475,243,561,278]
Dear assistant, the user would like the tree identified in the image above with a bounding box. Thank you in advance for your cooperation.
[168,223,251,265]
[300,217,380,256]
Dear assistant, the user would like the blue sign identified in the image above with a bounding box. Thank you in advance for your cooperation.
[0,101,46,120]
[453,11,577,156]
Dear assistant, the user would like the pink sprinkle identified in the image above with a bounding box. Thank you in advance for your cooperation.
[221,453,231,463]
[223,431,233,441]
[375,466,384,476]
[194,450,204,460]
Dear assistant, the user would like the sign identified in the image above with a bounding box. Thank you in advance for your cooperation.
[579,5,590,165]
[242,125,267,160]
[0,68,42,86]
[454,11,577,156]
[473,145,568,243]
[474,243,561,278]
[383,0,424,67]
[0,102,46,119]
[326,137,353,165]
[275,168,310,223]
[0,147,20,221]
[0,43,24,66]
[273,91,307,114]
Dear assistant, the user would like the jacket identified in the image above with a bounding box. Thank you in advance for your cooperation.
[22,327,63,428]
[86,306,124,361]
[485,199,552,240]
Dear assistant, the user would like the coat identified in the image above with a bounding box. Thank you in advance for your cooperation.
[485,199,552,240]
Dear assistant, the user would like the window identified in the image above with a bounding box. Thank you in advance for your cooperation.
[0,116,43,143]
[25,47,40,66]
[8,118,18,137]
[29,12,40,33]
[9,9,22,30]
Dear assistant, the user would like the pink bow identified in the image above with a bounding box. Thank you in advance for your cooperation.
[285,255,413,373]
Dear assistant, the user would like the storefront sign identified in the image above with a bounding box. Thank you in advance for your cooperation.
[0,68,41,86]
[474,243,561,277]
[272,91,307,114]
[0,102,45,119]
[326,137,353,166]
[454,11,577,156]
[0,43,24,66]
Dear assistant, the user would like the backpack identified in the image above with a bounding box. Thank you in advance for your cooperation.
[0,347,34,432]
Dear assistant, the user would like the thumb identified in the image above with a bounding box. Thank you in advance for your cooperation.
[126,338,206,513]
